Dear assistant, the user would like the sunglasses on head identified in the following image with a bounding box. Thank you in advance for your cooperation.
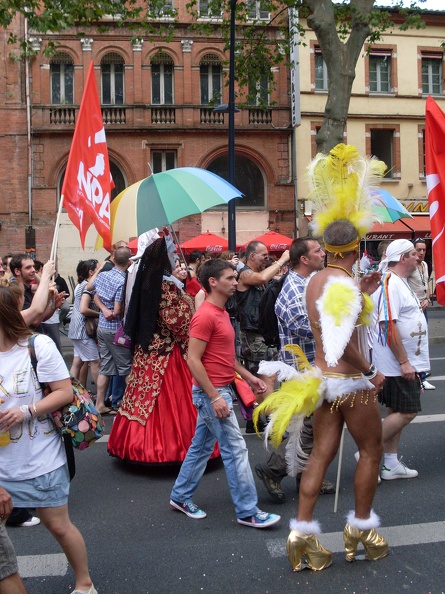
[413,238,426,245]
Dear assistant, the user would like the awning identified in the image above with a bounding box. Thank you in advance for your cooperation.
[365,215,431,241]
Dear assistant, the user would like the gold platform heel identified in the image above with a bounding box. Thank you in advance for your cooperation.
[287,520,333,572]
[344,511,389,563]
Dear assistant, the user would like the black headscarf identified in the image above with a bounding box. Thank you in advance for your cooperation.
[124,237,172,352]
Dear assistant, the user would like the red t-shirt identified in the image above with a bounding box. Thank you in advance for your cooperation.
[189,300,235,387]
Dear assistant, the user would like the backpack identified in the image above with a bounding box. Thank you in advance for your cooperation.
[257,273,288,347]
[28,334,104,450]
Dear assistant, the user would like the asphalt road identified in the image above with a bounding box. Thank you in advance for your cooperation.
[8,338,445,594]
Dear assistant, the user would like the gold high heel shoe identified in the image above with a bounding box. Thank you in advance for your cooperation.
[287,521,333,572]
[343,511,389,562]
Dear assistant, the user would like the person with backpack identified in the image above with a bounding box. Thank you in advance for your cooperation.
[255,237,335,503]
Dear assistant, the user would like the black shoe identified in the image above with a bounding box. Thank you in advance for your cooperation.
[255,465,286,503]
[245,419,265,433]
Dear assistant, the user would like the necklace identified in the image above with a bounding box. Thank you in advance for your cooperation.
[327,264,354,279]
[417,262,426,287]
[389,270,422,309]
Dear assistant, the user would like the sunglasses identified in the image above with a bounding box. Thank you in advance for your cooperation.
[413,238,426,245]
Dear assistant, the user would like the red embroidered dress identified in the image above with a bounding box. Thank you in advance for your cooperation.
[108,280,218,464]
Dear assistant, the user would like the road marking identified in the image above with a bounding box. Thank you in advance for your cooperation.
[267,520,445,557]
[96,413,445,444]
[412,414,445,423]
[427,375,445,381]
[17,553,68,578]
[429,357,445,361]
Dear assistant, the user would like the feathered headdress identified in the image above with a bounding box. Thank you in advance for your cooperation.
[307,144,386,239]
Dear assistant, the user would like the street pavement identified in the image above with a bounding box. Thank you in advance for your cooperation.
[7,309,445,593]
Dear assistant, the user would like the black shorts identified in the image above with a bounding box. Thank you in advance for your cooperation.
[379,375,422,413]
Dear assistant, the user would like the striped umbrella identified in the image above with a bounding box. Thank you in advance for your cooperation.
[108,167,243,245]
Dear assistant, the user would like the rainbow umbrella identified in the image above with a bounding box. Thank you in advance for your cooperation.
[107,167,243,245]
[371,188,413,223]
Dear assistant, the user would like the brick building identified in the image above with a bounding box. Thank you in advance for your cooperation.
[0,4,294,276]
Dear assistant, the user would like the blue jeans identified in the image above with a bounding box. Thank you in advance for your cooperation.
[170,384,259,519]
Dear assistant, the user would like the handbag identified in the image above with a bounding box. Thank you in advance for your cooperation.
[113,320,131,349]
[84,316,98,339]
[28,335,104,451]
[232,374,257,407]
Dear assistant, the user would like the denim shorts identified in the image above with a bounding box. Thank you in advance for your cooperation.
[0,464,70,508]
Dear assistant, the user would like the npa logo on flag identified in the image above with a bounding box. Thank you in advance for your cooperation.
[425,96,445,307]
[62,62,112,251]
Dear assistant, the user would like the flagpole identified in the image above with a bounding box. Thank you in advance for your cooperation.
[50,193,65,262]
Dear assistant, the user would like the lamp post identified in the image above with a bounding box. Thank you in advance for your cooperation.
[214,0,237,251]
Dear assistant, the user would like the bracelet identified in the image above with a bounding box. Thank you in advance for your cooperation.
[362,364,378,380]
[211,395,223,405]
[29,403,37,418]
[399,358,409,366]
[19,405,32,421]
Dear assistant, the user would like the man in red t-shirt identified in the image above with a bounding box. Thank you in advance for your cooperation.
[170,259,281,528]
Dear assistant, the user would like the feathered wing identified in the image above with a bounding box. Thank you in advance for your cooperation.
[285,415,310,477]
[316,276,362,366]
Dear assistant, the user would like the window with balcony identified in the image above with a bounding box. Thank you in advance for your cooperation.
[369,52,391,93]
[51,53,74,104]
[422,54,443,95]
[248,71,269,106]
[198,0,222,17]
[314,48,328,91]
[207,154,265,208]
[200,54,222,106]
[152,151,176,173]
[101,53,124,105]
[152,0,174,18]
[151,52,174,105]
[246,0,269,20]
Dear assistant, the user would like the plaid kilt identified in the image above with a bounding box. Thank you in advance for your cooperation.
[379,376,422,413]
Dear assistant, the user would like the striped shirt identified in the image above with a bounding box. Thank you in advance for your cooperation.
[68,280,96,340]
[274,269,315,366]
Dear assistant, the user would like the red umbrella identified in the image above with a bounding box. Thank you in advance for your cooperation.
[246,231,293,251]
[181,232,229,254]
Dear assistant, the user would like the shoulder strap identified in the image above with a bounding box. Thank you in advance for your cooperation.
[28,333,38,372]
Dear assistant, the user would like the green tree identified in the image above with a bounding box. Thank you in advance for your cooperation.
[188,0,430,153]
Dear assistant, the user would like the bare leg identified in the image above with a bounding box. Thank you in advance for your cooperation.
[88,360,100,386]
[79,362,88,388]
[37,505,93,592]
[382,408,417,454]
[0,573,26,594]
[297,401,344,521]
[95,374,110,413]
[70,356,83,381]
[343,396,383,519]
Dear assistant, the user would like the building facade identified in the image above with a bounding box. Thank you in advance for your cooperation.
[0,3,294,276]
[295,7,445,263]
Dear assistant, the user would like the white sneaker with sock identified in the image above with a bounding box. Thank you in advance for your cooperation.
[380,460,418,480]
[422,380,435,390]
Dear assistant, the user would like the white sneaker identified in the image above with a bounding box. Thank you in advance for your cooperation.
[17,516,40,527]
[71,585,97,594]
[422,380,435,390]
[354,451,381,484]
[381,460,418,480]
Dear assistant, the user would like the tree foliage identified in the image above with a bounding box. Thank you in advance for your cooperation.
[0,0,434,150]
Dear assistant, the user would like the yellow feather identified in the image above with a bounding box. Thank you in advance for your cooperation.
[307,143,386,238]
[253,375,323,448]
[283,344,312,371]
[322,283,357,325]
[359,292,375,326]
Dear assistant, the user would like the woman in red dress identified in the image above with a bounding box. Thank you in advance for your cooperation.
[108,237,218,464]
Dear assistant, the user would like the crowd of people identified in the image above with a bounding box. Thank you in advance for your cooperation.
[0,205,436,587]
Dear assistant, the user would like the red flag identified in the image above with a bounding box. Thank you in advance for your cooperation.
[425,96,445,306]
[61,62,113,251]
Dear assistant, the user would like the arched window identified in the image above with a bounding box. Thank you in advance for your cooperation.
[200,54,222,106]
[207,154,265,208]
[50,52,74,104]
[101,53,124,105]
[151,52,174,105]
